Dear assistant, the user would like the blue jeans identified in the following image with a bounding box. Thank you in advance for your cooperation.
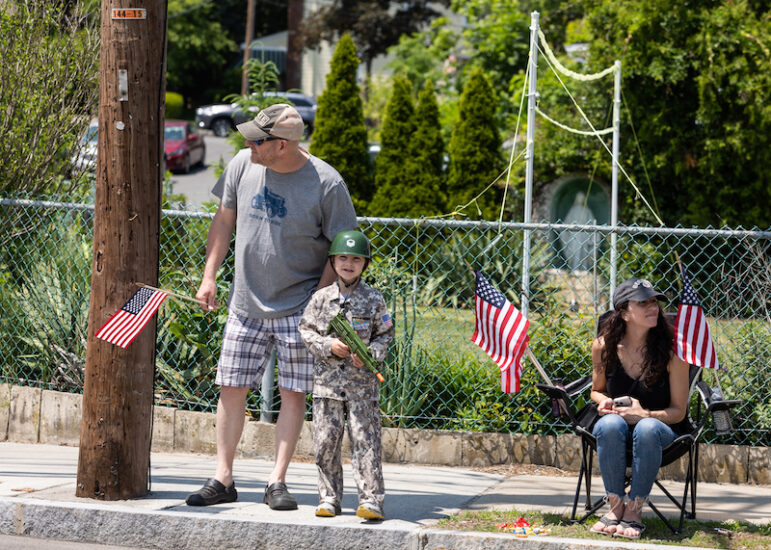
[592,414,677,501]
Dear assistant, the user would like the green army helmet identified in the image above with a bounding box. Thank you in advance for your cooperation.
[328,230,371,259]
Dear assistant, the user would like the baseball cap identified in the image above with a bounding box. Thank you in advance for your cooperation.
[236,103,304,141]
[613,278,666,309]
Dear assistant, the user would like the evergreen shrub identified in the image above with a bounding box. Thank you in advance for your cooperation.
[370,79,446,218]
[447,66,504,220]
[309,34,372,212]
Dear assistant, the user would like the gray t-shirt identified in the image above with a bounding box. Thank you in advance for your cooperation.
[212,148,357,319]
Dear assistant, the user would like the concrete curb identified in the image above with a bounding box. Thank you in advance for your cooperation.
[0,498,716,550]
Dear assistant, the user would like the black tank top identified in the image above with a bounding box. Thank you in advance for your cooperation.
[606,361,691,435]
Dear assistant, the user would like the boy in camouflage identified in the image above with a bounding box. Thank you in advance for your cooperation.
[298,230,394,519]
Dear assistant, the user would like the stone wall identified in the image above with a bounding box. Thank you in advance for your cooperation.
[1,384,767,485]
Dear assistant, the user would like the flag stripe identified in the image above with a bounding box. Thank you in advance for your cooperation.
[498,310,526,372]
[115,290,168,347]
[95,288,169,349]
[470,271,530,393]
[489,305,514,365]
[674,266,718,369]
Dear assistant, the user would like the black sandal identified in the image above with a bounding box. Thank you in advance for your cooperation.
[614,520,646,539]
[590,515,620,535]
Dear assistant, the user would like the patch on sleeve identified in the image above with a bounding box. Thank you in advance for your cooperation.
[381,314,393,327]
[352,318,370,331]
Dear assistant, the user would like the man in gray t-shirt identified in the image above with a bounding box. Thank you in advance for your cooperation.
[186,104,357,509]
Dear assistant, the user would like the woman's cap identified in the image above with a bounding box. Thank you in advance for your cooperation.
[613,278,666,309]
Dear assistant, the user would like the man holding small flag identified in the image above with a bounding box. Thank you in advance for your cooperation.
[471,271,530,393]
[185,105,358,510]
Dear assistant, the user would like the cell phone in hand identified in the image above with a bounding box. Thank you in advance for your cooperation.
[613,396,632,407]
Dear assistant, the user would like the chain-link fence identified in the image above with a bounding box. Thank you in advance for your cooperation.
[1,197,769,445]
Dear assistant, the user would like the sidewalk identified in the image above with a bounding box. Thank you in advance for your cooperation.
[0,442,768,549]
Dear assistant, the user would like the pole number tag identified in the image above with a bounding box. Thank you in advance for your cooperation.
[111,8,147,19]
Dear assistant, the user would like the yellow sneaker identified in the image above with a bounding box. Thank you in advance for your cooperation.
[356,503,384,520]
[315,502,340,517]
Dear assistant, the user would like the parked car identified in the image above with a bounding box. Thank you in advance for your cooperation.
[71,118,99,173]
[165,120,205,173]
[195,91,317,138]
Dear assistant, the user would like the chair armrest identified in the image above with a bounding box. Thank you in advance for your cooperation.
[535,377,592,424]
[564,374,593,397]
[695,380,742,412]
[535,383,569,402]
[708,399,742,413]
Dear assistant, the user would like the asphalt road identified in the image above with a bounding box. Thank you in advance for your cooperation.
[167,133,234,209]
[167,133,314,210]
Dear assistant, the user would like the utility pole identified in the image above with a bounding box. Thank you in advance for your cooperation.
[77,0,168,500]
[241,0,256,95]
[286,0,304,90]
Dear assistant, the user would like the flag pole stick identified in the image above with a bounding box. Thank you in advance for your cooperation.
[526,347,569,416]
[525,347,552,385]
[135,282,206,307]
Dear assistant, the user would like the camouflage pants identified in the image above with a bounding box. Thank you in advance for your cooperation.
[313,397,384,509]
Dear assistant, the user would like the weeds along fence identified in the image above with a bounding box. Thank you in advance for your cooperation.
[1,197,769,446]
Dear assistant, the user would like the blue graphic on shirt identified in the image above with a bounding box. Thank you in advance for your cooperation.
[251,187,287,218]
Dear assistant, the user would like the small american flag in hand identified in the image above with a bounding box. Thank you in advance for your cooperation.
[95,287,169,348]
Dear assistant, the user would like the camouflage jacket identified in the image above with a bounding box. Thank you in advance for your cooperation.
[299,280,394,401]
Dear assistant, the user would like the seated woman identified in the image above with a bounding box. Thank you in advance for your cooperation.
[589,278,690,539]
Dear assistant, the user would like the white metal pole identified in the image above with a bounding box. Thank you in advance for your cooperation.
[521,11,539,316]
[609,60,621,305]
[260,349,276,422]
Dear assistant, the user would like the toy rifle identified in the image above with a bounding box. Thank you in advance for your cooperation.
[328,311,385,383]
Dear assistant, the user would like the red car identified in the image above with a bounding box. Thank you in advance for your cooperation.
[165,120,205,173]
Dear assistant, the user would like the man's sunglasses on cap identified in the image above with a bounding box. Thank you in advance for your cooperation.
[249,137,285,146]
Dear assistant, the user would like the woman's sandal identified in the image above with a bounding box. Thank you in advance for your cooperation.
[614,519,646,539]
[590,515,620,536]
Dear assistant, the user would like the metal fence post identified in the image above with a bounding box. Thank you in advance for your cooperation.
[522,11,540,316]
[260,349,276,423]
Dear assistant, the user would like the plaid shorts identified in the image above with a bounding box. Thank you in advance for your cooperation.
[216,310,313,393]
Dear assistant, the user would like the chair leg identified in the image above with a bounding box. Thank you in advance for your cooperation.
[572,462,584,520]
[650,447,695,534]
[574,495,606,524]
[648,499,679,534]
[678,447,695,530]
[571,441,604,523]
[584,441,595,510]
[691,442,699,519]
[654,476,689,532]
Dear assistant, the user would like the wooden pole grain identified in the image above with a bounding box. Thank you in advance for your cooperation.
[76,0,168,500]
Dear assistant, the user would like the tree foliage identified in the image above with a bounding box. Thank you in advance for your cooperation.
[369,75,415,216]
[308,34,372,211]
[447,67,504,220]
[299,0,449,75]
[386,17,460,95]
[0,0,99,198]
[370,79,446,217]
[585,0,771,228]
[215,50,291,172]
[167,0,237,107]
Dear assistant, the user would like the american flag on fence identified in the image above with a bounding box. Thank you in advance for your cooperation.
[471,271,530,393]
[674,265,719,369]
[95,287,169,349]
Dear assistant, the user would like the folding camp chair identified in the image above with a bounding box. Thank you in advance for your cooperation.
[535,312,741,533]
